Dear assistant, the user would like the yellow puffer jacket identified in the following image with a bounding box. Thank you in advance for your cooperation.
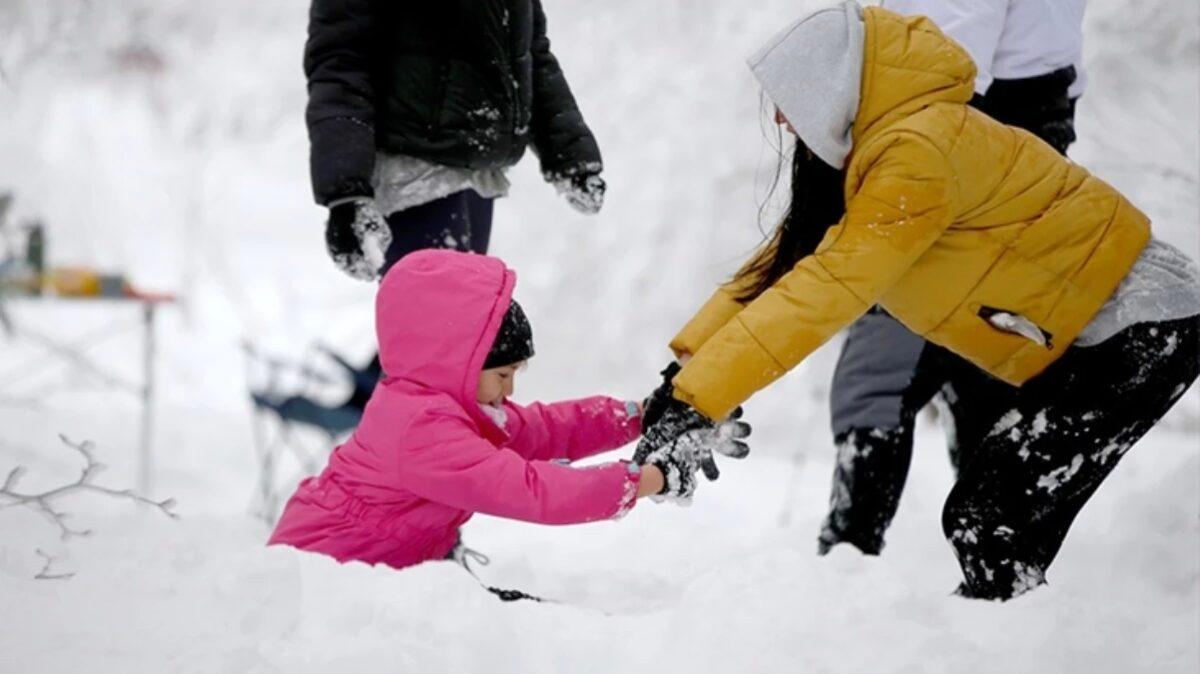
[670,6,1150,421]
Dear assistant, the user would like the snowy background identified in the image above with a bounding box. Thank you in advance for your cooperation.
[1,0,1197,672]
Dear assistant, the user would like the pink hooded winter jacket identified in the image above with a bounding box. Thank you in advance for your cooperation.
[268,250,642,569]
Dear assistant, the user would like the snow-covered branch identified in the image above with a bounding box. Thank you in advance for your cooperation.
[33,548,74,581]
[0,434,178,541]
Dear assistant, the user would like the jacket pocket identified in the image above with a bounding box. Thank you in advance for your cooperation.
[978,306,1054,350]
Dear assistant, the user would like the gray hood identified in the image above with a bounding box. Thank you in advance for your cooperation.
[748,1,865,168]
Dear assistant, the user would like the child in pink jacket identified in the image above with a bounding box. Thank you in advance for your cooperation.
[268,250,685,570]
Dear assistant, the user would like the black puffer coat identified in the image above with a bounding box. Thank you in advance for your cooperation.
[305,0,602,205]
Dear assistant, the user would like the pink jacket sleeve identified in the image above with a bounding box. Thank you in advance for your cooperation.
[394,411,640,525]
[502,396,643,463]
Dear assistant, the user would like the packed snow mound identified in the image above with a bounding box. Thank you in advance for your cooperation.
[2,438,1197,673]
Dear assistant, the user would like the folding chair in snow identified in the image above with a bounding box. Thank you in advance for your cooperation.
[244,342,381,521]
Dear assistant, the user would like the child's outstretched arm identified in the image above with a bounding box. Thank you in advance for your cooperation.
[503,396,642,463]
[395,412,660,524]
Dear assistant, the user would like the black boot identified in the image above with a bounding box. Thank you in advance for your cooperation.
[818,426,913,556]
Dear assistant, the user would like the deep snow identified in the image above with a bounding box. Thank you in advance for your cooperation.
[1,0,1197,672]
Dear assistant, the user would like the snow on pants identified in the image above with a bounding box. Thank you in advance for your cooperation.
[381,189,494,275]
[943,315,1199,600]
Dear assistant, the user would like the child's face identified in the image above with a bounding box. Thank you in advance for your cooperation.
[476,362,524,406]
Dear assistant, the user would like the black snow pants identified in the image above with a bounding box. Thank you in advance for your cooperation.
[941,316,1199,599]
[826,315,1199,598]
[380,189,495,275]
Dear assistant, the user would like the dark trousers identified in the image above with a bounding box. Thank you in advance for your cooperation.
[942,317,1199,599]
[974,66,1079,155]
[826,316,1199,599]
[381,189,495,275]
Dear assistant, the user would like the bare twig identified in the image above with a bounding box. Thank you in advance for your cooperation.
[0,434,179,541]
[34,548,74,580]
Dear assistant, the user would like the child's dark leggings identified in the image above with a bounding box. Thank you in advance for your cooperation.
[381,189,494,274]
[942,315,1199,600]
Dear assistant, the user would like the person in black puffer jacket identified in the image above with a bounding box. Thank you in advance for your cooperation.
[307,0,605,280]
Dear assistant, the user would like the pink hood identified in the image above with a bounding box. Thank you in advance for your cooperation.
[269,250,642,570]
[375,249,517,437]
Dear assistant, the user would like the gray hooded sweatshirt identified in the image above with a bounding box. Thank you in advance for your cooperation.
[748,1,865,169]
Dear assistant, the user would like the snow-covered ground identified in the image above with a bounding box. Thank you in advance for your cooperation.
[1,0,1197,672]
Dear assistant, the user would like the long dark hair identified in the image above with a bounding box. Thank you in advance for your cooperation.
[734,139,846,302]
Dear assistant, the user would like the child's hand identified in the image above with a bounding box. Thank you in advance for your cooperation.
[635,401,751,479]
[636,465,665,497]
[636,408,751,505]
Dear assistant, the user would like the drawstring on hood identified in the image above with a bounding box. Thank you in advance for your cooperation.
[748,1,865,168]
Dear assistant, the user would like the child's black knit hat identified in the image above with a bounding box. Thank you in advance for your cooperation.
[484,299,535,369]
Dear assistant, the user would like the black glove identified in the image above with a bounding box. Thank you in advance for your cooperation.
[642,361,682,429]
[642,360,744,453]
[637,404,752,503]
[635,398,750,481]
[549,169,606,215]
[325,198,392,281]
[639,430,705,503]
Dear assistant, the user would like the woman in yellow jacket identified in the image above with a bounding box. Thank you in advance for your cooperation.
[634,2,1200,601]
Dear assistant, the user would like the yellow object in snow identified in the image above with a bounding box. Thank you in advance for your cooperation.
[47,267,129,298]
